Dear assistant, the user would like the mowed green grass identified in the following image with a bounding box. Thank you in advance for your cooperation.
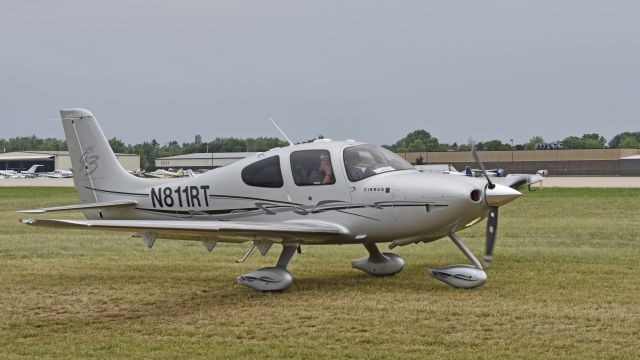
[0,187,639,359]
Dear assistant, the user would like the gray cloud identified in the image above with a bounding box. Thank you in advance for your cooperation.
[1,1,638,146]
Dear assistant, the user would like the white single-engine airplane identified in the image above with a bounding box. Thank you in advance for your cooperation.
[19,109,521,291]
[1,164,44,178]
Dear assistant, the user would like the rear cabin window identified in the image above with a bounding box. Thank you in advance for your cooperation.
[290,150,336,186]
[241,156,283,188]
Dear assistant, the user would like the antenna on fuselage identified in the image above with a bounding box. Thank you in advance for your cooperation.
[268,115,294,146]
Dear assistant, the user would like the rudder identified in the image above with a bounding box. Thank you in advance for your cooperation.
[60,109,147,204]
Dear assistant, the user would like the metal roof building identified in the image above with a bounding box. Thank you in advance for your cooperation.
[401,148,640,176]
[0,151,140,173]
[155,147,640,175]
[620,155,640,176]
[155,152,257,169]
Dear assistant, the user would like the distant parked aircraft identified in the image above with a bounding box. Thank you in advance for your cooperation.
[414,164,466,176]
[464,166,506,178]
[144,168,191,178]
[42,169,74,178]
[415,165,544,191]
[463,166,544,190]
[1,165,44,178]
[499,173,544,191]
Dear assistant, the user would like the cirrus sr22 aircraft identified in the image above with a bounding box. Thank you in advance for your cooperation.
[19,109,521,291]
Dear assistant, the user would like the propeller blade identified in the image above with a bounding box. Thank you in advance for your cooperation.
[484,206,498,263]
[470,141,495,189]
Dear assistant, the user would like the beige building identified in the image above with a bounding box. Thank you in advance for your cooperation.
[0,151,140,173]
[400,148,640,176]
[155,152,257,169]
[155,148,640,175]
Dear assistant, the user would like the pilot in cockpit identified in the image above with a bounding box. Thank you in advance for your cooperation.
[344,150,363,181]
[318,153,334,184]
[308,153,334,185]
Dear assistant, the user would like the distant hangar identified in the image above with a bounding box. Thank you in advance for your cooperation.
[155,152,257,170]
[0,151,140,173]
[156,148,640,176]
[402,148,640,176]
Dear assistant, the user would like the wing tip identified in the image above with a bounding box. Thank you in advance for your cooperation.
[16,209,45,214]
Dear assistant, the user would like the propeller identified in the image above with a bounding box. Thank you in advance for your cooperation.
[470,140,498,263]
[470,141,495,190]
[485,206,498,263]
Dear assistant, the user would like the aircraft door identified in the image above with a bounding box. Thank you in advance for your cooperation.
[342,144,403,240]
[285,149,352,209]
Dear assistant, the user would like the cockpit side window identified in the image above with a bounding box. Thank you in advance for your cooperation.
[343,145,413,182]
[290,150,336,186]
[241,155,283,188]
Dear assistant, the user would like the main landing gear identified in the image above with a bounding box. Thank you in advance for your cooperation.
[352,242,405,276]
[236,242,299,291]
[428,232,487,289]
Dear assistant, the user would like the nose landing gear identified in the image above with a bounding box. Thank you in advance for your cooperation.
[428,232,487,289]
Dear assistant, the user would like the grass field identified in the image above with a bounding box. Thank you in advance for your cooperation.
[1,187,639,359]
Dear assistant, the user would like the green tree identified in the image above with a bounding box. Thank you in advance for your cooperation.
[581,133,606,148]
[108,138,129,153]
[131,141,159,171]
[561,136,581,149]
[157,140,183,158]
[0,136,66,152]
[388,130,440,152]
[618,135,640,148]
[609,132,640,148]
[524,136,544,150]
[561,133,606,149]
[457,144,471,152]
[478,140,511,151]
[247,137,289,152]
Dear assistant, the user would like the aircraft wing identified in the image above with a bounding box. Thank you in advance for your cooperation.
[17,200,138,214]
[19,218,346,244]
[500,174,544,189]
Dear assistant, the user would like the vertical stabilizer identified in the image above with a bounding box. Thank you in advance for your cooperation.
[60,109,147,204]
[465,166,473,177]
[25,165,43,174]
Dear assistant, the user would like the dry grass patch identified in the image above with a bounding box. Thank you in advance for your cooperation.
[0,187,639,359]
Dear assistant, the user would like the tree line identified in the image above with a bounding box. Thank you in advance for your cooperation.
[107,136,290,170]
[1,130,639,171]
[0,135,289,171]
[384,130,640,152]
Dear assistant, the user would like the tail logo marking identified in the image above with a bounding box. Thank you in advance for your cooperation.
[80,145,100,176]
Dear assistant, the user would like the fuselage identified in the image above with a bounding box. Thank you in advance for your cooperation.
[90,140,493,245]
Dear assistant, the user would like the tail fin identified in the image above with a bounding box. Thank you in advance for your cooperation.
[60,109,147,203]
[464,166,473,177]
[25,165,43,174]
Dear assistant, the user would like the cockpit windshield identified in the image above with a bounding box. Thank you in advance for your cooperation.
[343,144,414,182]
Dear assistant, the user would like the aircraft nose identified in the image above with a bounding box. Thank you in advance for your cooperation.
[485,183,521,207]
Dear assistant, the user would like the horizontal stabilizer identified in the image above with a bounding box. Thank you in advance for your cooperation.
[17,200,138,214]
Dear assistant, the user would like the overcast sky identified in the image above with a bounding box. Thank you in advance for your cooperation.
[1,1,639,146]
